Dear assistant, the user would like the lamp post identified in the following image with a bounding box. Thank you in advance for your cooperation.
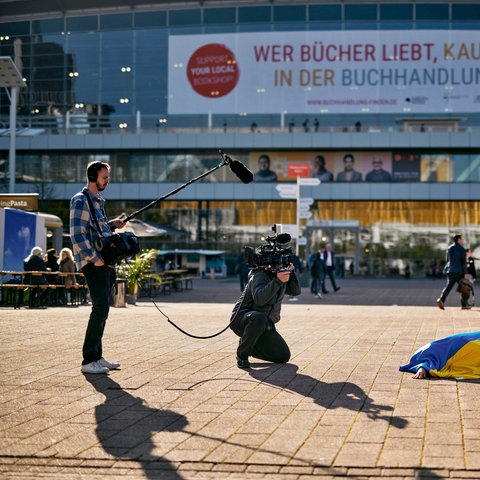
[0,56,26,193]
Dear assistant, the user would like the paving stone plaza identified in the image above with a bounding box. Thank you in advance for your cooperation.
[1,277,479,479]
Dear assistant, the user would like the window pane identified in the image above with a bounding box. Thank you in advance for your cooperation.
[65,32,100,108]
[100,13,133,30]
[169,9,201,26]
[135,28,168,114]
[28,37,75,112]
[309,5,341,22]
[0,21,30,36]
[66,16,98,32]
[33,18,64,34]
[345,4,377,21]
[452,3,480,20]
[204,8,236,24]
[239,6,271,23]
[135,11,167,28]
[416,4,449,20]
[380,4,413,21]
[100,31,134,117]
[274,6,306,22]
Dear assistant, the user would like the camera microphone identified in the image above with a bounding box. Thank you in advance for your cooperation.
[276,233,291,244]
[219,150,254,184]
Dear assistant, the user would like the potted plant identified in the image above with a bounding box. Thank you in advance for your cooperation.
[117,249,157,305]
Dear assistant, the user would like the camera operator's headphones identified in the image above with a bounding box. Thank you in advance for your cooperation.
[87,161,109,182]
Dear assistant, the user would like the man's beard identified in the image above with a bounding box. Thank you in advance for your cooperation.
[97,182,106,192]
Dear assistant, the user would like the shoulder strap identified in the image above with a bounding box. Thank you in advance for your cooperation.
[82,189,104,238]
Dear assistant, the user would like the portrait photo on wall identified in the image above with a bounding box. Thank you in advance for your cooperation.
[329,152,393,182]
[249,151,309,181]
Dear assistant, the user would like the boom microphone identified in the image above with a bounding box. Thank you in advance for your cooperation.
[230,160,254,184]
[219,150,253,184]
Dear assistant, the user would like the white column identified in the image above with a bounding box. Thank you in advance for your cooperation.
[8,86,18,193]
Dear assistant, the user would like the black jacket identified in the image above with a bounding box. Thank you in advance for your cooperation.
[443,242,467,275]
[230,268,301,324]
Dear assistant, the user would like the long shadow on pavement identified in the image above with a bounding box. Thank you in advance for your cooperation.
[84,374,188,479]
[248,363,408,429]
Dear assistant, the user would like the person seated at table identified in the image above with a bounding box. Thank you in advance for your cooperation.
[45,248,60,284]
[59,247,77,304]
[399,331,480,380]
[24,246,49,307]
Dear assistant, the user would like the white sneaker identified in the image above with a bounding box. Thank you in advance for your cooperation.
[98,358,120,370]
[316,293,322,299]
[81,361,109,374]
[288,297,299,302]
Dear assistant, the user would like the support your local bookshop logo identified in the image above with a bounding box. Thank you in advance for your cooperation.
[187,43,240,98]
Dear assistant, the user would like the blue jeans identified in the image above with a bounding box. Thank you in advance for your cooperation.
[81,263,116,365]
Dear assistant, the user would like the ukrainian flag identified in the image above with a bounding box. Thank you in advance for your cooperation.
[399,331,480,380]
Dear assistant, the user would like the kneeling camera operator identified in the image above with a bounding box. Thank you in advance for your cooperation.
[230,226,301,369]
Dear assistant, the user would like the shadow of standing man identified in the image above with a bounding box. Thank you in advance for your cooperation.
[84,374,188,479]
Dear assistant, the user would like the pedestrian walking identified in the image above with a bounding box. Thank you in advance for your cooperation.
[322,243,340,292]
[436,234,469,310]
[308,251,322,298]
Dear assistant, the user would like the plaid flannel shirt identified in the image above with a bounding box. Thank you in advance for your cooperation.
[69,188,114,271]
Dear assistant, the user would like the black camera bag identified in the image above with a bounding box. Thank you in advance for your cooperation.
[82,190,140,265]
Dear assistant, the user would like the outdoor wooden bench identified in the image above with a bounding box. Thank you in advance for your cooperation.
[179,276,193,290]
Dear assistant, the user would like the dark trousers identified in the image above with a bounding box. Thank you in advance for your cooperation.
[81,263,116,365]
[324,266,338,290]
[440,272,468,306]
[239,271,249,292]
[231,311,290,363]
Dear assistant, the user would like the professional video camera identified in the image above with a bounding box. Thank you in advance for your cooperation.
[243,225,293,272]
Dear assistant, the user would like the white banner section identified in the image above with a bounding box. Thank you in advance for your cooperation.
[168,30,480,115]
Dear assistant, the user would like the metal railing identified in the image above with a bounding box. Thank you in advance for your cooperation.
[2,113,478,136]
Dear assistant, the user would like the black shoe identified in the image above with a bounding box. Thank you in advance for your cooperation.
[322,290,329,294]
[436,298,445,310]
[334,287,340,292]
[461,305,472,310]
[237,356,251,369]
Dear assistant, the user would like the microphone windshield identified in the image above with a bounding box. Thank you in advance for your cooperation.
[276,233,291,244]
[229,159,253,184]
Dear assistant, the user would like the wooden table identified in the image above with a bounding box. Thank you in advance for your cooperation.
[0,270,87,308]
[160,269,196,292]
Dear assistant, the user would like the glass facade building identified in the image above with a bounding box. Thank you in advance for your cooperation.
[1,1,480,277]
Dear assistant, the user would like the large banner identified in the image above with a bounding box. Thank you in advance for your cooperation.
[247,151,455,183]
[2,208,37,271]
[168,30,480,114]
